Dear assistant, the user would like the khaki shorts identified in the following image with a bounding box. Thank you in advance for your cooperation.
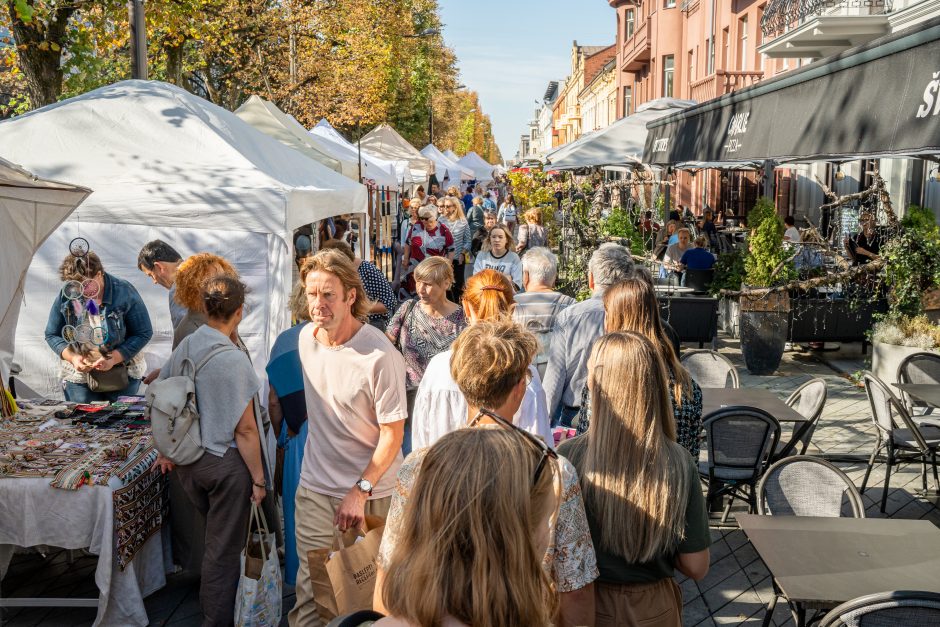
[595,578,683,627]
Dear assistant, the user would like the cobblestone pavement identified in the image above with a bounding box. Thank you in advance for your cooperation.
[2,339,936,626]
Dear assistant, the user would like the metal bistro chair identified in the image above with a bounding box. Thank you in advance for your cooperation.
[818,590,940,627]
[757,456,865,627]
[683,268,715,295]
[700,407,780,524]
[682,349,740,388]
[860,373,940,513]
[773,378,828,460]
[897,351,940,420]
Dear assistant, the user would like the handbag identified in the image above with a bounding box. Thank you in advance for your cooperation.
[393,299,419,352]
[87,362,129,393]
[235,503,282,627]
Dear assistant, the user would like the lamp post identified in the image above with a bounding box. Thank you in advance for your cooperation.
[128,0,148,79]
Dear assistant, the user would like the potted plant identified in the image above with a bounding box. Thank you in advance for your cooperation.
[871,205,940,381]
[738,197,795,375]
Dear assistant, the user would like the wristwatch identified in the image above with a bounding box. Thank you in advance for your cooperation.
[355,478,373,496]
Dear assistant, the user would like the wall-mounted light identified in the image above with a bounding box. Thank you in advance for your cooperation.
[933,167,940,183]
[720,171,729,182]
[835,164,845,181]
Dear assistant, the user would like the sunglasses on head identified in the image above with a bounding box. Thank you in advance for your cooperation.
[470,408,557,485]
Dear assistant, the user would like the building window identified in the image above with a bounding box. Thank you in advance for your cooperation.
[665,0,676,7]
[623,86,632,116]
[663,55,674,98]
[722,27,730,71]
[738,15,748,71]
[688,49,694,82]
[626,9,635,39]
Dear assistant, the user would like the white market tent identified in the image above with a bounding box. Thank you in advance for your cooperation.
[0,158,91,382]
[546,98,696,169]
[0,79,367,397]
[310,119,404,188]
[420,144,473,186]
[457,151,497,183]
[443,149,460,161]
[234,95,358,180]
[359,124,433,188]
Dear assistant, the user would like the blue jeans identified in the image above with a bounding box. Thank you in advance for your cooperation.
[553,404,580,429]
[64,378,141,403]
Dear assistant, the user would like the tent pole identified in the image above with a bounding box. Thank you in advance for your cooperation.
[763,160,775,200]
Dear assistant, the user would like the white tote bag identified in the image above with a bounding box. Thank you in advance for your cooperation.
[235,503,282,627]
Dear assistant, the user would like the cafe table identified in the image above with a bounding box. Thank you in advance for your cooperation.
[737,514,940,627]
[702,388,808,457]
[894,383,940,408]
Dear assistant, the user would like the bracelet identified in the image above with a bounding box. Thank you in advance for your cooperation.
[253,481,266,488]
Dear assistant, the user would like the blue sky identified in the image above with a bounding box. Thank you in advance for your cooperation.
[438,0,616,161]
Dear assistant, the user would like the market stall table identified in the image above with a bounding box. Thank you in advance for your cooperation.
[0,399,169,626]
[737,514,940,627]
[702,387,808,457]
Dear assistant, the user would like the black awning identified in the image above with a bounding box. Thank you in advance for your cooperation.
[644,16,940,166]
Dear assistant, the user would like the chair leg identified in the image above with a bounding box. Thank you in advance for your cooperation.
[923,456,930,493]
[880,455,893,513]
[762,590,779,627]
[860,443,880,494]
[720,490,735,525]
[932,451,940,493]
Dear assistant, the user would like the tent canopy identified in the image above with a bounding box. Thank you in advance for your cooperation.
[359,124,433,186]
[0,80,367,236]
[310,119,404,188]
[0,158,90,380]
[457,151,497,183]
[420,144,473,185]
[234,95,352,177]
[443,149,460,161]
[644,17,940,166]
[547,98,696,169]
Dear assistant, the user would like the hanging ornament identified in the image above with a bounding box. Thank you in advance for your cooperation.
[74,324,94,344]
[69,237,90,258]
[90,325,109,347]
[61,325,77,344]
[62,280,83,301]
[82,279,99,300]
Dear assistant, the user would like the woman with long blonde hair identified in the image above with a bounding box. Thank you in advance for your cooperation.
[558,332,710,627]
[575,276,704,459]
[376,428,560,627]
[376,319,599,626]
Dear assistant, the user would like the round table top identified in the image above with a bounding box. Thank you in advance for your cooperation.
[654,285,696,294]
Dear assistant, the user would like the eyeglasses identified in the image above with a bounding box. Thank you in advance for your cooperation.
[470,408,557,484]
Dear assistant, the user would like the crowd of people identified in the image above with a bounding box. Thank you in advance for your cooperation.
[41,179,713,626]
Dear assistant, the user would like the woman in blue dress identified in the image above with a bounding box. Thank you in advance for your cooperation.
[265,282,310,586]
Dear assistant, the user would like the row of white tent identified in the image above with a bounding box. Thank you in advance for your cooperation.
[0,79,496,397]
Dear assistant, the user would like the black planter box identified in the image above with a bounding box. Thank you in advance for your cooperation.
[787,298,888,352]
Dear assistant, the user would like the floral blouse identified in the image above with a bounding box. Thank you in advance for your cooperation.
[575,369,704,459]
[376,441,600,593]
[387,301,466,389]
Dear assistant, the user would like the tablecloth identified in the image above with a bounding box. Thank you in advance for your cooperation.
[0,475,169,626]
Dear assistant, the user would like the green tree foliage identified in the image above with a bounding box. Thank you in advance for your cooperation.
[882,205,940,317]
[744,196,794,287]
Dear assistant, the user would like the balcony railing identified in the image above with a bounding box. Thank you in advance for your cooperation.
[689,70,764,103]
[761,0,893,36]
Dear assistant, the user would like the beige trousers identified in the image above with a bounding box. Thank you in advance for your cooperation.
[288,486,391,627]
[595,578,683,627]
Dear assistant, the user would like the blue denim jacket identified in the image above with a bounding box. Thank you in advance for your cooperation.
[45,273,153,361]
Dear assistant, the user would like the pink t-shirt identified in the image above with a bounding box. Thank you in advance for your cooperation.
[298,322,408,499]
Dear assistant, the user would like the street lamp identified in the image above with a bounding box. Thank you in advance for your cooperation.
[403,28,440,38]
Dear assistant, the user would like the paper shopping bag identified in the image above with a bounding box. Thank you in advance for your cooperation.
[307,515,385,622]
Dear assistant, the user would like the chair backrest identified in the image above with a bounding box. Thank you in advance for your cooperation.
[326,610,386,627]
[684,268,715,294]
[819,590,940,627]
[757,456,864,518]
[897,352,940,411]
[681,349,740,388]
[785,378,828,455]
[703,407,780,479]
[863,372,899,437]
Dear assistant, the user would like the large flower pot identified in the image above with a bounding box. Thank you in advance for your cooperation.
[739,290,790,375]
[718,297,740,338]
[872,341,940,384]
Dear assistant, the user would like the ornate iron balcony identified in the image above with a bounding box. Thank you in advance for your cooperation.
[761,0,894,36]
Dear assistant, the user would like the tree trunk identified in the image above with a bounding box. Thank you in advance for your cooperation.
[7,1,77,109]
[164,41,185,87]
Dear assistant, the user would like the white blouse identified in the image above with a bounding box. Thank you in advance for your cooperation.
[411,349,554,451]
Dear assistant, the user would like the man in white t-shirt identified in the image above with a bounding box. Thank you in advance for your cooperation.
[288,249,408,627]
